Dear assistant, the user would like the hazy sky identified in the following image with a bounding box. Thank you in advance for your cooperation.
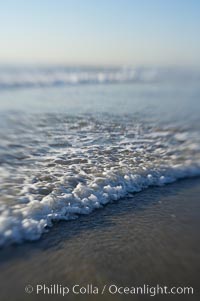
[0,0,200,66]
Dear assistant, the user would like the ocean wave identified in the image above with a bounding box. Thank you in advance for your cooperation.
[0,113,200,246]
[0,67,165,89]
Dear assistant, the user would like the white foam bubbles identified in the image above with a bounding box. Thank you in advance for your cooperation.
[0,114,200,246]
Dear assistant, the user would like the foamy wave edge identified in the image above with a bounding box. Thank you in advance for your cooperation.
[1,164,200,247]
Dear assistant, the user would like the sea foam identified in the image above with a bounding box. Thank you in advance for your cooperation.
[0,114,200,246]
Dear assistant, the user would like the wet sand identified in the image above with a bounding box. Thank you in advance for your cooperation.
[0,178,200,301]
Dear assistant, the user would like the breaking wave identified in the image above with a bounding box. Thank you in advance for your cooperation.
[0,67,172,89]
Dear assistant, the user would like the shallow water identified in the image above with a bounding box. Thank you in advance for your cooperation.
[0,69,200,246]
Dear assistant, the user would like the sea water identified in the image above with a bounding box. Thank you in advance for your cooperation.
[0,66,200,246]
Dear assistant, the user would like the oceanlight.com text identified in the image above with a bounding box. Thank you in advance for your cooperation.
[25,283,194,297]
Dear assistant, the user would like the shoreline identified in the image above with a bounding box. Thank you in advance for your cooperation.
[0,177,200,300]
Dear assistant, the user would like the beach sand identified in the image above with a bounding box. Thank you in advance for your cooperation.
[0,178,200,300]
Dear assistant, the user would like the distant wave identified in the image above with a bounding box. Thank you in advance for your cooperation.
[0,67,168,89]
